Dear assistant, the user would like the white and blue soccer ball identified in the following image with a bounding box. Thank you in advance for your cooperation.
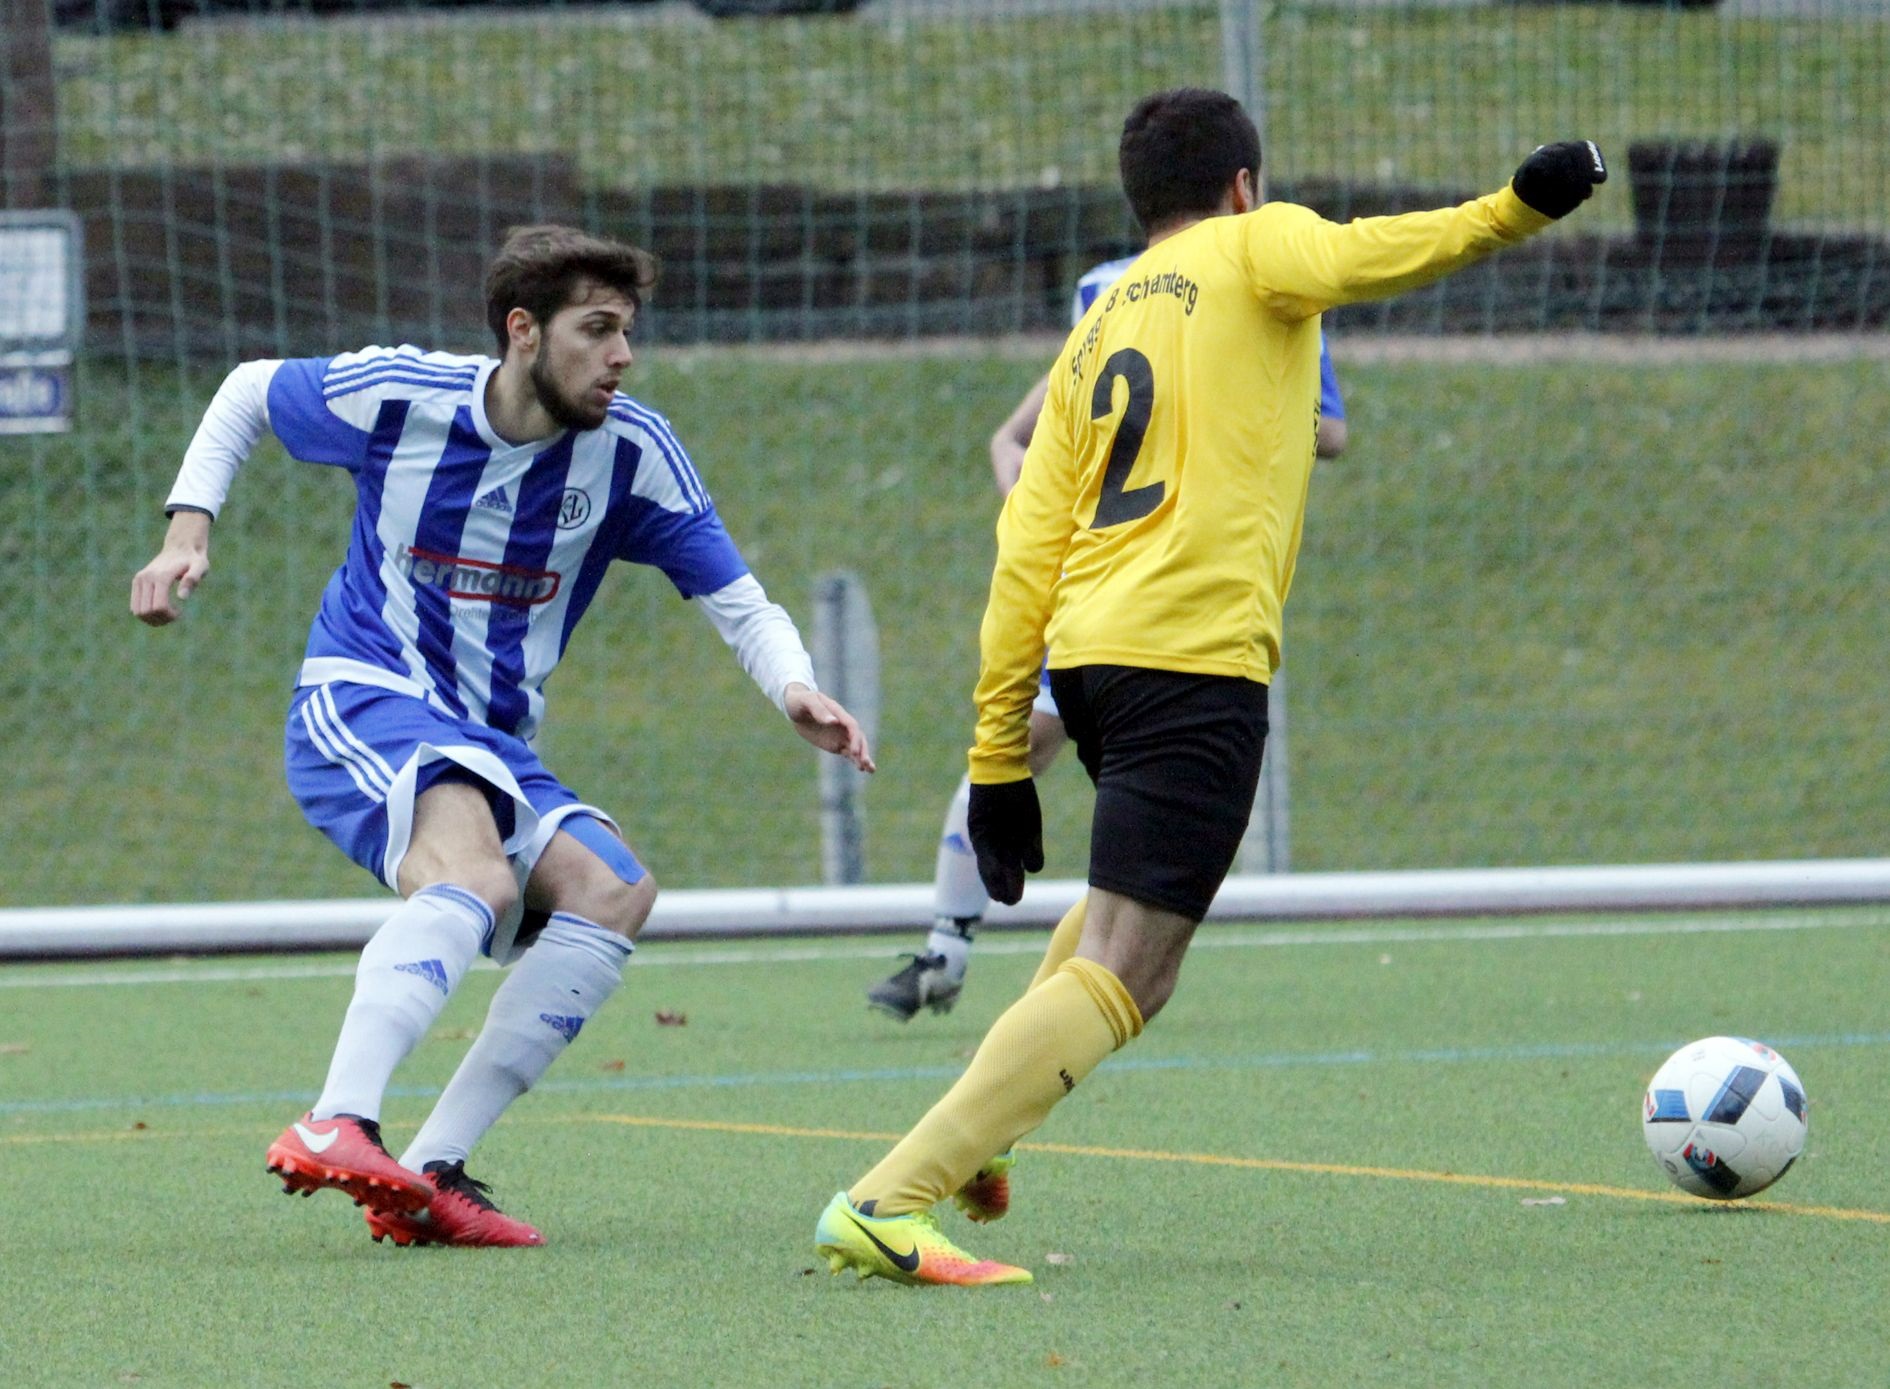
[1642,1035,1807,1200]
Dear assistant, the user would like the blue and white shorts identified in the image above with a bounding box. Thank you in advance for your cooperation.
[283,681,635,962]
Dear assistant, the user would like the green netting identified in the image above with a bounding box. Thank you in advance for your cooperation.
[26,0,1890,348]
[2,0,1886,906]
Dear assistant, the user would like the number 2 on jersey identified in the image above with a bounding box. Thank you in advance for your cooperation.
[1089,348,1162,528]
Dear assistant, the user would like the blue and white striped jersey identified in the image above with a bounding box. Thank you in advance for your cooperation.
[1073,255,1346,421]
[266,346,748,742]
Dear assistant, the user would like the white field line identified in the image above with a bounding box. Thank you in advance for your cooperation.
[0,907,1880,991]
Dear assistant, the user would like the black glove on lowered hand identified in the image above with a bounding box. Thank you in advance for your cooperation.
[967,778,1044,906]
[1512,141,1607,219]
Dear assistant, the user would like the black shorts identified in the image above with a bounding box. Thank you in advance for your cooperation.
[1047,665,1269,922]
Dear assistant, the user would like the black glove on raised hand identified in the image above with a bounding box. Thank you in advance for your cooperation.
[967,778,1044,906]
[1512,141,1607,219]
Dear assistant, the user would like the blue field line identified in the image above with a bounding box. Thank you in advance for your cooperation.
[6,1029,1889,1121]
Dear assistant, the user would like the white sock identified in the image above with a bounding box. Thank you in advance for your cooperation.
[925,918,975,984]
[400,912,632,1169]
[933,775,988,922]
[310,884,491,1123]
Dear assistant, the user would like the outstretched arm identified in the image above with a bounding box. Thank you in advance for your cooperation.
[1248,142,1605,319]
[695,574,876,772]
[784,683,876,772]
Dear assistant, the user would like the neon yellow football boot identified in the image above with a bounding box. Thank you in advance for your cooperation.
[952,1150,1016,1224]
[814,1192,1033,1287]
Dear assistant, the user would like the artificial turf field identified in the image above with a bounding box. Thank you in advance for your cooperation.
[3,907,1887,1387]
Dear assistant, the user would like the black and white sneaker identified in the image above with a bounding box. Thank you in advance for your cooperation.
[866,952,963,1022]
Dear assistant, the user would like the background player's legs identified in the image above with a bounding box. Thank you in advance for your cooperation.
[1025,709,1070,773]
[399,819,652,1173]
[869,708,1070,1021]
[929,775,984,960]
[865,777,982,1020]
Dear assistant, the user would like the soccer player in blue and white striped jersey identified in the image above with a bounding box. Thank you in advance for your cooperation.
[867,253,1346,1023]
[131,225,874,1248]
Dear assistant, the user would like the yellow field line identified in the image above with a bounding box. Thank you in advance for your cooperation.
[581,1114,904,1144]
[10,1111,1885,1226]
[575,1113,1890,1225]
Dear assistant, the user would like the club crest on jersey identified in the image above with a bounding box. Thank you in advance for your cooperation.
[395,543,561,607]
[557,488,592,530]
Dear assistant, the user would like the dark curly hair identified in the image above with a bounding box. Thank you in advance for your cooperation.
[483,225,659,355]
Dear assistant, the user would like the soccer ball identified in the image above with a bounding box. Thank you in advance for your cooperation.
[1642,1035,1807,1200]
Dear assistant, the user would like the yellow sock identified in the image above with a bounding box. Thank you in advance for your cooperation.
[1026,898,1087,992]
[849,957,1143,1216]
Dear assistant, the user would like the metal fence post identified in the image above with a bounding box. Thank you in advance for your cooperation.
[812,570,879,885]
[1218,0,1264,147]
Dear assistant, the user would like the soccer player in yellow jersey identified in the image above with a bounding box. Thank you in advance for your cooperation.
[815,88,1605,1287]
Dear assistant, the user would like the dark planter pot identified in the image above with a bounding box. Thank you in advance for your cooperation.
[1626,138,1781,262]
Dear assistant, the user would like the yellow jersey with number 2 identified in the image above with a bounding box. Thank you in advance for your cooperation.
[969,184,1552,784]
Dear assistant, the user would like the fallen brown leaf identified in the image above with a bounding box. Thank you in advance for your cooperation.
[600,1058,626,1072]
[131,1121,148,1132]
[655,1010,687,1026]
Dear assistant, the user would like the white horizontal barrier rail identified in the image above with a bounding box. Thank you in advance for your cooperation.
[3,859,1889,960]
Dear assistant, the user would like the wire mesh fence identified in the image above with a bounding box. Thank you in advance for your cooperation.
[2,0,1886,906]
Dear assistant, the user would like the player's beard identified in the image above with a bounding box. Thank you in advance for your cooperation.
[530,348,608,431]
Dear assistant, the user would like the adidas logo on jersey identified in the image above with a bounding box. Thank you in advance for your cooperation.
[473,486,513,515]
[539,1012,584,1042]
